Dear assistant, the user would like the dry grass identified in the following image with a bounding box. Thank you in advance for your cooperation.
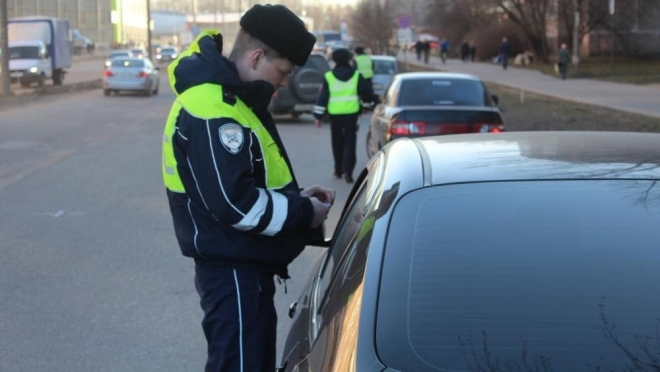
[523,56,660,85]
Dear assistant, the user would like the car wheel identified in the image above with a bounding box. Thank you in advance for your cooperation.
[37,73,45,87]
[153,82,159,95]
[291,112,301,119]
[103,89,111,96]
[20,81,30,88]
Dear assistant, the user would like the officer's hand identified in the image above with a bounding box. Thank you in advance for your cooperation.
[315,119,322,128]
[302,185,336,205]
[309,197,330,229]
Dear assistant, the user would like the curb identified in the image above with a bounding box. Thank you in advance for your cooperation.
[0,79,102,111]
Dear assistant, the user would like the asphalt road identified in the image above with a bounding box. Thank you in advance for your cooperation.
[0,74,371,371]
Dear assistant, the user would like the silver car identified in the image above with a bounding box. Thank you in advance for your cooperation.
[371,55,398,97]
[104,49,134,68]
[102,57,160,96]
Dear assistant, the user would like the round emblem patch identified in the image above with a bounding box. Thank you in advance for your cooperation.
[218,123,244,154]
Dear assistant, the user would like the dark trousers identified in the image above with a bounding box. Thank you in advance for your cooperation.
[501,54,509,70]
[194,265,277,372]
[330,113,358,178]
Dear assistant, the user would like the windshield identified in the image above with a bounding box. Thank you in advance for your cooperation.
[9,46,41,59]
[109,52,130,59]
[161,48,176,54]
[373,60,397,75]
[378,180,660,372]
[110,59,145,68]
[398,78,487,106]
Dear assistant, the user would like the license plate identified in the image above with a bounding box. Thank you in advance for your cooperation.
[10,72,23,78]
[293,104,315,112]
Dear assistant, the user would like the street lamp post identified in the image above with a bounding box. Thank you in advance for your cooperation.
[146,0,153,61]
[1,0,11,96]
[609,0,615,74]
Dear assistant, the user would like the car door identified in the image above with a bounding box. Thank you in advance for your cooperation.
[371,79,399,150]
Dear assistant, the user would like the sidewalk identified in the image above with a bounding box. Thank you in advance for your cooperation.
[398,52,660,120]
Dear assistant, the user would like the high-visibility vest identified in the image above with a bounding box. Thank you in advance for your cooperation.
[355,54,374,79]
[162,83,293,193]
[325,71,360,115]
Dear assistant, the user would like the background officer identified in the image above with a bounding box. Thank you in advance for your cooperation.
[353,46,374,89]
[313,48,376,183]
[161,4,334,371]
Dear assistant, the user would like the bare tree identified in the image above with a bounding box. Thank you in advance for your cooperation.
[490,0,552,61]
[349,0,397,55]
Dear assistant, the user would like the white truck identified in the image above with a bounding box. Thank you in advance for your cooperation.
[7,16,72,87]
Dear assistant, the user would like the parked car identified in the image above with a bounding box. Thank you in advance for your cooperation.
[279,131,660,372]
[370,55,399,97]
[102,57,159,96]
[366,71,503,158]
[104,49,133,67]
[268,53,330,118]
[130,48,148,59]
[156,46,178,63]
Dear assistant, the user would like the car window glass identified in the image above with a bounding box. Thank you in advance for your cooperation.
[111,59,145,68]
[387,80,400,106]
[316,181,368,308]
[398,78,486,106]
[374,60,397,75]
[302,55,330,72]
[378,180,660,371]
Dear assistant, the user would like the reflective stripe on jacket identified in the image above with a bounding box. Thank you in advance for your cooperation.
[325,70,360,115]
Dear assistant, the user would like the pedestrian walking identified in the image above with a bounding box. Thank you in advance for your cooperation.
[558,43,571,80]
[469,39,477,62]
[161,4,335,372]
[499,37,511,70]
[421,39,431,64]
[440,38,449,64]
[460,41,470,62]
[313,48,376,184]
[414,39,423,61]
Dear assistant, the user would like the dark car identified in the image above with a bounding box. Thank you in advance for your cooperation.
[269,53,330,118]
[279,131,660,372]
[156,46,178,64]
[366,72,503,158]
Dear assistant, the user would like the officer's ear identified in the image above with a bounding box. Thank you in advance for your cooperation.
[249,49,266,70]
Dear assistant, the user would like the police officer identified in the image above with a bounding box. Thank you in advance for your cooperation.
[313,48,376,183]
[353,46,374,88]
[161,4,335,372]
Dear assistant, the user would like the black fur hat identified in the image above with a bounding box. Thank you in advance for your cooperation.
[332,48,351,65]
[240,4,316,66]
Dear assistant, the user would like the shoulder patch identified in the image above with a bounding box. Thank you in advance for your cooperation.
[218,123,244,154]
[222,91,237,106]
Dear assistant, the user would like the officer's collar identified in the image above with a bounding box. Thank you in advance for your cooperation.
[231,80,274,114]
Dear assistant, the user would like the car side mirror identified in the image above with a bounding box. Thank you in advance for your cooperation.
[492,95,499,106]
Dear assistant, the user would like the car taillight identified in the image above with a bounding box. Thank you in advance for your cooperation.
[137,71,148,78]
[103,70,113,77]
[390,121,426,135]
[476,123,506,133]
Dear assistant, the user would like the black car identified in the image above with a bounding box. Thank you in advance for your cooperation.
[279,131,660,372]
[269,53,330,118]
[366,71,504,158]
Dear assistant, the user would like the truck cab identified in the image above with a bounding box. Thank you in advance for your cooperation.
[7,40,52,87]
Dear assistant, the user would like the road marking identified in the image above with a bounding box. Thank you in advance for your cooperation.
[32,210,87,218]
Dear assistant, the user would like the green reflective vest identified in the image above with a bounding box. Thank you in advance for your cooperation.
[355,54,374,79]
[325,71,360,115]
[162,83,293,193]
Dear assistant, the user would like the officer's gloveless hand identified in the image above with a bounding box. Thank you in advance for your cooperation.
[309,197,330,228]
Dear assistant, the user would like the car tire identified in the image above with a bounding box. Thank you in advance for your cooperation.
[103,89,111,96]
[291,112,301,119]
[291,68,324,102]
[37,73,45,87]
[20,81,30,88]
[52,70,64,85]
[153,82,159,95]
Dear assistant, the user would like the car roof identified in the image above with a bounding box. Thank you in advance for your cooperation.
[370,55,397,62]
[395,71,481,81]
[109,57,144,64]
[382,132,660,186]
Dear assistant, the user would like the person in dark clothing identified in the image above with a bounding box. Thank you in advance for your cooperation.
[421,39,431,64]
[499,37,511,70]
[558,43,571,80]
[313,48,376,183]
[460,41,470,62]
[469,39,476,62]
[161,4,335,372]
[414,40,423,61]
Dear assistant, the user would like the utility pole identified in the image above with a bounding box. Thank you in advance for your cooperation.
[1,0,11,96]
[609,0,615,74]
[146,0,153,61]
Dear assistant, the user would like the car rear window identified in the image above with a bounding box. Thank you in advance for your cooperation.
[398,78,487,106]
[161,48,176,53]
[110,59,144,68]
[374,60,397,75]
[378,180,660,372]
[302,55,330,72]
[109,52,130,59]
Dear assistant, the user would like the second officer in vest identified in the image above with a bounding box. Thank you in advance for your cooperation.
[313,48,375,183]
[353,46,374,89]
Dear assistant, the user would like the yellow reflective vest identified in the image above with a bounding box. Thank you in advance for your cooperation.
[355,54,374,79]
[325,71,360,115]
